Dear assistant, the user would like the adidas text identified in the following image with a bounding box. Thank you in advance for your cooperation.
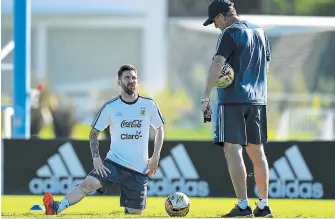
[254,145,325,199]
[148,179,209,197]
[254,180,324,198]
[269,180,323,198]
[29,177,84,195]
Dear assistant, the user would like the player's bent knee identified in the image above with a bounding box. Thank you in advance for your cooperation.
[79,176,102,193]
[126,208,143,215]
[78,182,92,194]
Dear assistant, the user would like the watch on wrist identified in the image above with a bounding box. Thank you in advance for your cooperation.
[201,97,210,103]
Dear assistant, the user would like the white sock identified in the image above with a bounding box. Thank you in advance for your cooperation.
[238,199,249,209]
[57,198,70,213]
[257,198,268,209]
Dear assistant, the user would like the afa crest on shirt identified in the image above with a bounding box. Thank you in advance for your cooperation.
[140,107,146,116]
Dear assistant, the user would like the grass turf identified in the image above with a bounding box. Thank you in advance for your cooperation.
[1,195,334,218]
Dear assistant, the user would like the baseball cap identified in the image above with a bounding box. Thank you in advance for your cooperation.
[203,0,235,26]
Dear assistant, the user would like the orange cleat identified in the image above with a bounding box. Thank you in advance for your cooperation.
[43,192,58,215]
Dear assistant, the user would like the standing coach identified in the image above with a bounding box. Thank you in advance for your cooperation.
[201,0,274,217]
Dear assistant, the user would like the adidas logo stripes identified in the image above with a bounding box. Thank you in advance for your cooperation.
[36,142,86,178]
[269,145,312,181]
[148,144,209,197]
[29,142,86,195]
[254,145,324,199]
[150,144,199,180]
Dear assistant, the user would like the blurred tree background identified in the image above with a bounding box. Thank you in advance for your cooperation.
[3,0,335,141]
[267,0,335,16]
[169,0,335,17]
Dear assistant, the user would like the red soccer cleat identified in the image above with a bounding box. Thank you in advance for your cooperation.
[43,192,57,215]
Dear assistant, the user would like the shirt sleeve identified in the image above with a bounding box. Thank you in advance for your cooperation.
[91,103,111,131]
[265,34,271,61]
[215,29,235,60]
[150,101,166,129]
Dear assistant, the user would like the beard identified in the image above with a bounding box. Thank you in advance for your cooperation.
[121,82,136,95]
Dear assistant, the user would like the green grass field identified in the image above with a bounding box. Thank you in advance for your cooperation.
[1,196,334,218]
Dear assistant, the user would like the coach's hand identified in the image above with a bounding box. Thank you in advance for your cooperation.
[147,156,159,176]
[201,98,212,120]
[93,157,111,177]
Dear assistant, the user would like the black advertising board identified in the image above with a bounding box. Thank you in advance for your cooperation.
[3,139,334,199]
[244,141,334,199]
[3,139,110,196]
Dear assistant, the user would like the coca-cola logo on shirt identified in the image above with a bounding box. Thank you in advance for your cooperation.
[121,120,142,128]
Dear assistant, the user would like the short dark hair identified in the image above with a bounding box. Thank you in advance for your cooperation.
[222,7,237,17]
[117,64,137,78]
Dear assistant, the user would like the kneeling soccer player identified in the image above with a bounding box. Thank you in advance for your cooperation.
[43,64,166,215]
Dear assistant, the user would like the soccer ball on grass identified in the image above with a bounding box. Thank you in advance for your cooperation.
[214,63,235,88]
[165,192,191,217]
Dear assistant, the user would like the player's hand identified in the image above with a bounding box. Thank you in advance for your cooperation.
[201,99,212,120]
[147,156,159,176]
[93,157,111,177]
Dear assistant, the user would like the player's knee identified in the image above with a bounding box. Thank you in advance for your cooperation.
[223,143,242,158]
[78,181,92,194]
[246,144,267,164]
[79,176,102,193]
[125,208,143,215]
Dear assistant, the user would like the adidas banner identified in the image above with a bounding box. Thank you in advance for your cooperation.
[3,139,335,199]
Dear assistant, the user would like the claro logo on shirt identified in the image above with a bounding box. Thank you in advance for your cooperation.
[121,131,143,140]
[120,120,142,128]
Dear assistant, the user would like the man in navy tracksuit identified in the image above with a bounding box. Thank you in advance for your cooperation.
[201,0,274,217]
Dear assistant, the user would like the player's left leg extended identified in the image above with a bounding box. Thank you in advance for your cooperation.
[43,175,103,215]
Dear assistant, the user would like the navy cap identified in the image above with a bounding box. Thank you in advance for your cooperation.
[203,0,235,26]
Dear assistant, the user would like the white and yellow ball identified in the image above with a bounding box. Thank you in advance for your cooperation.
[214,63,235,88]
[165,192,191,217]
